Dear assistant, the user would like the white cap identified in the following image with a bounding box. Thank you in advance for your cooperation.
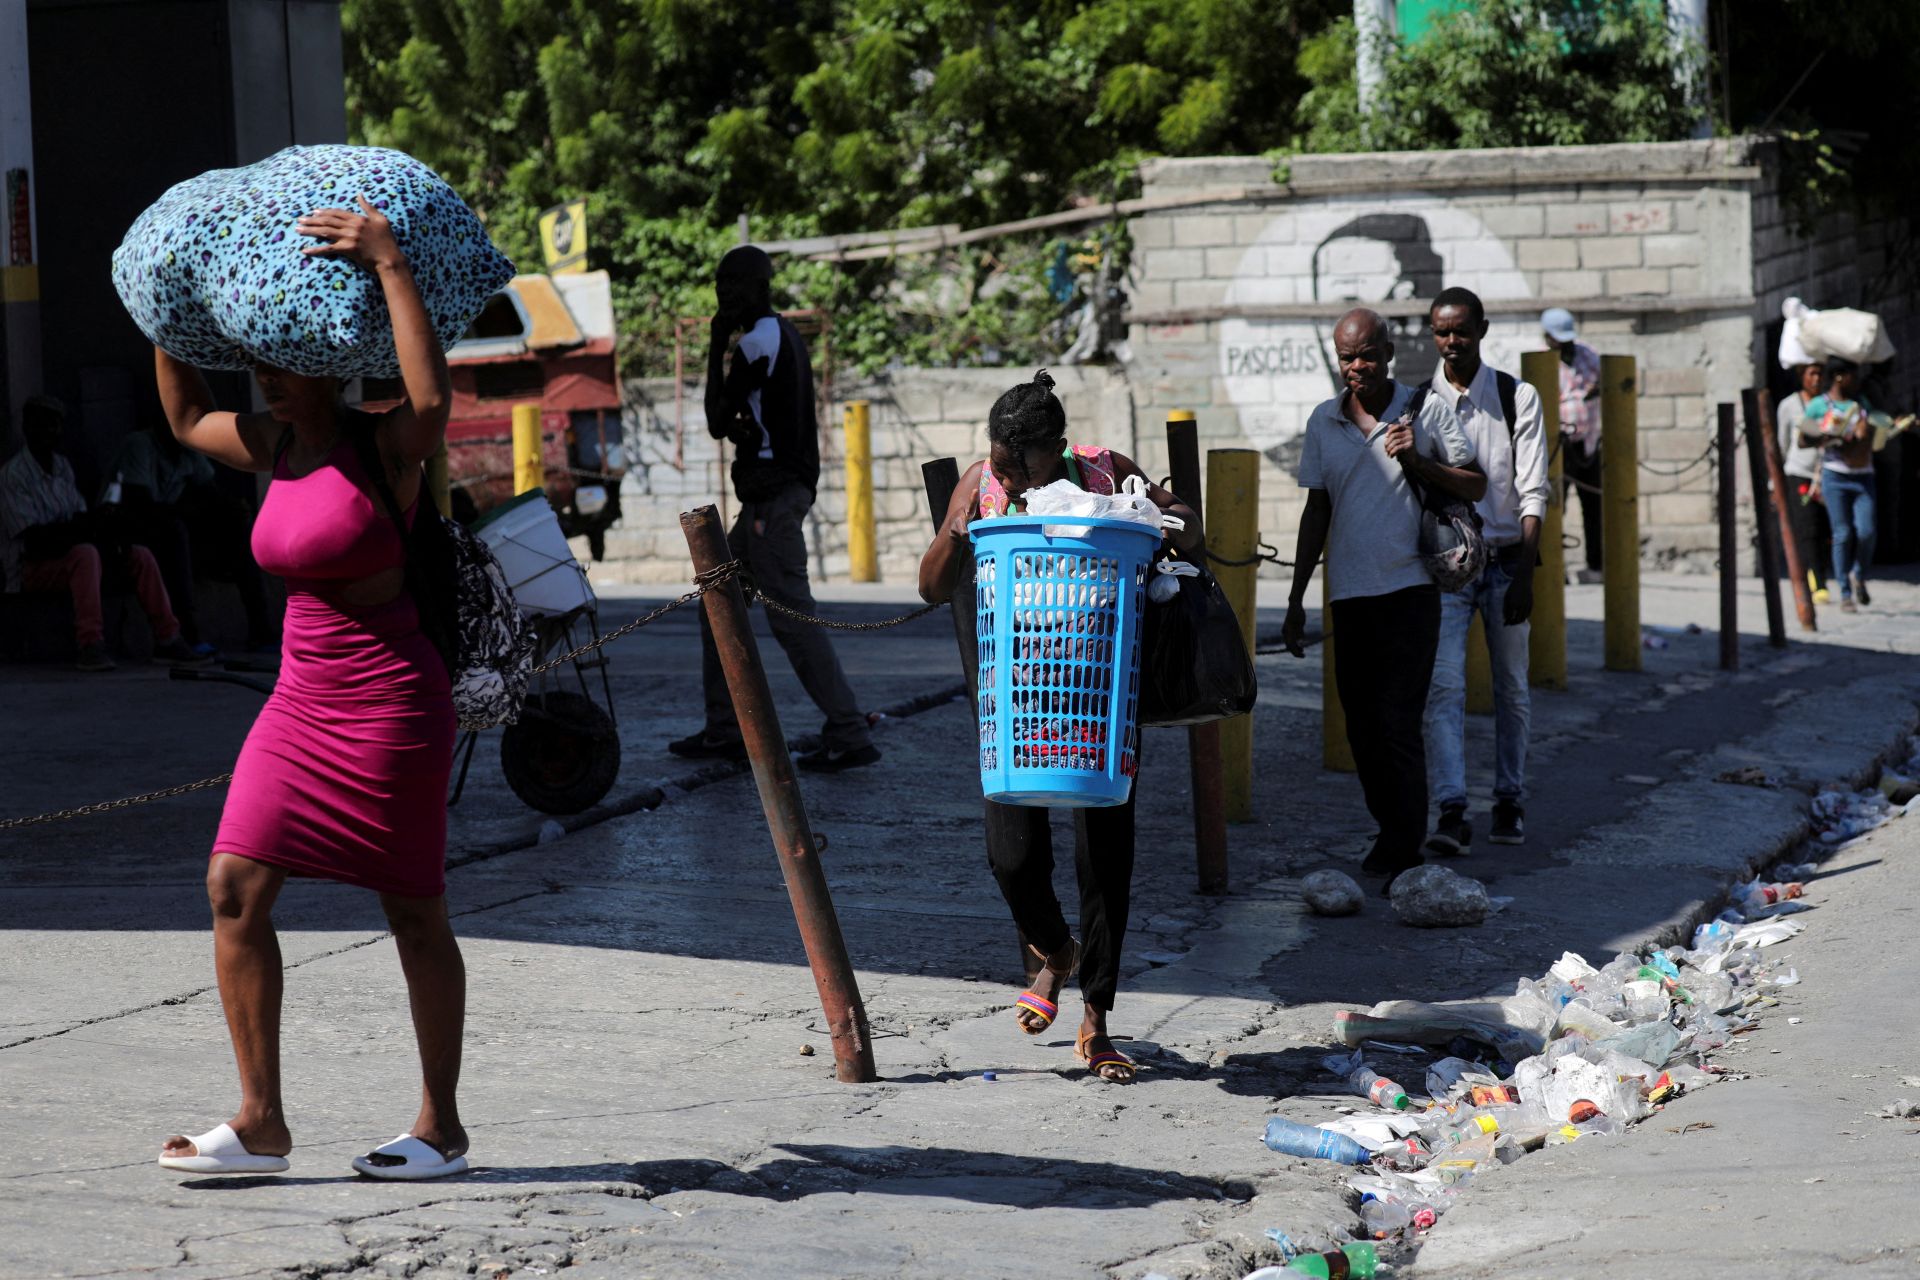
[1541,308,1577,343]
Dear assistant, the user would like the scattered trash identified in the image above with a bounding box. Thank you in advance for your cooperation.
[1788,1017,1803,1025]
[1390,865,1492,928]
[1323,1049,1411,1110]
[1878,770,1920,805]
[1261,1117,1372,1164]
[1301,869,1366,917]
[1873,1100,1920,1119]
[1281,1243,1377,1278]
[1262,1230,1305,1262]
[1716,766,1781,788]
[537,819,566,844]
[1642,632,1670,650]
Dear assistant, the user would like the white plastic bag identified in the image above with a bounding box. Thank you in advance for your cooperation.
[1801,307,1896,365]
[1147,554,1200,603]
[1778,297,1816,369]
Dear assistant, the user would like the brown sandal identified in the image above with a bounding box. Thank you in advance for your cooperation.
[1013,939,1079,1034]
[1076,1027,1137,1083]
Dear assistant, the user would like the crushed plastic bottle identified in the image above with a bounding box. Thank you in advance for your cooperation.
[1263,1117,1372,1165]
[1425,1112,1499,1146]
[1322,1050,1411,1110]
[1359,1195,1437,1237]
[1284,1242,1378,1278]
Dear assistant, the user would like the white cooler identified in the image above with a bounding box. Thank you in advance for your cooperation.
[470,489,595,617]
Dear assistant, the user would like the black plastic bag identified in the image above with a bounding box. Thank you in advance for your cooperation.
[1139,566,1257,727]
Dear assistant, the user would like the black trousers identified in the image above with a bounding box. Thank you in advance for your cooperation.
[1564,438,1604,572]
[1330,584,1441,869]
[1782,478,1831,591]
[955,573,1135,1013]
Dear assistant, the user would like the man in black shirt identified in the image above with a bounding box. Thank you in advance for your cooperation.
[669,246,879,771]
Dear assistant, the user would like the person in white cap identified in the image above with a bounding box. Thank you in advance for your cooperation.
[1542,308,1603,582]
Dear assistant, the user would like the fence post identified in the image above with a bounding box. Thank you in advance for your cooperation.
[1166,411,1229,895]
[681,505,878,1083]
[844,401,878,583]
[1745,388,1817,632]
[1717,402,1740,670]
[1520,351,1566,689]
[1600,355,1639,672]
[512,402,545,496]
[1206,449,1260,821]
[1738,391,1789,648]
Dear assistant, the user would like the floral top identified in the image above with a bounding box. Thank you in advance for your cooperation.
[976,444,1117,517]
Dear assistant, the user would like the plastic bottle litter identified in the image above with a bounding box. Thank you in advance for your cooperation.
[1262,1117,1372,1165]
[1283,1243,1378,1278]
[1323,1050,1411,1110]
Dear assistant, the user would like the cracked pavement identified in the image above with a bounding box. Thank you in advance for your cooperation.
[3,573,1919,1279]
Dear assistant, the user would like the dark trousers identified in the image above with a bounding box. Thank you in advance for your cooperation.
[955,572,1135,1013]
[699,483,871,751]
[1330,584,1442,869]
[1783,477,1831,591]
[1564,438,1604,571]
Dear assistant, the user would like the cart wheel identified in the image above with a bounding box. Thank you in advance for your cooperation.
[500,690,621,815]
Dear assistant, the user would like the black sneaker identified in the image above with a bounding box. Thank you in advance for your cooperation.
[1489,801,1525,846]
[1852,574,1871,606]
[667,730,747,761]
[795,744,881,773]
[74,643,116,673]
[152,637,214,668]
[1426,805,1472,856]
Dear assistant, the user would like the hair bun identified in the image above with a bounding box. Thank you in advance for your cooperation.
[1032,368,1056,391]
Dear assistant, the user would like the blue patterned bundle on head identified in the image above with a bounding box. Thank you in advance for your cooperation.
[112,145,515,378]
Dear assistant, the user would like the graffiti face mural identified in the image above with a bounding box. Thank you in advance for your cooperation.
[1219,197,1537,471]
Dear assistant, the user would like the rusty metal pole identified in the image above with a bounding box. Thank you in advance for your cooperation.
[1717,403,1739,671]
[1745,388,1817,632]
[680,505,878,1083]
[1165,411,1229,895]
[1736,393,1788,648]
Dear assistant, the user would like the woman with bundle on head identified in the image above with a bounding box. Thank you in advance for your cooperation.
[152,197,470,1180]
[918,370,1200,1083]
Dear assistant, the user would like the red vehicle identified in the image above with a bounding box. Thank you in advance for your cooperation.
[363,271,626,557]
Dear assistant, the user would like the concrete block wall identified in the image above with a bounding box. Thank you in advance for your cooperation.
[598,367,1132,585]
[1125,141,1768,572]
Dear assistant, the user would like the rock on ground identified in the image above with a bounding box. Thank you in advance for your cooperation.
[1301,870,1365,916]
[1391,865,1491,928]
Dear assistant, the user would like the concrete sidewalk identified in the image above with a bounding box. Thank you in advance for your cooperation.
[1,568,1917,1279]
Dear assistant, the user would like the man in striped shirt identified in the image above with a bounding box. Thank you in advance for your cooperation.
[2,396,198,671]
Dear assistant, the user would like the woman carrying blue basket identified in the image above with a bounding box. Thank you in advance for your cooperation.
[918,370,1199,1082]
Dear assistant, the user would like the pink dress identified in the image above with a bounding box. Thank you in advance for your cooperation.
[213,437,455,897]
[976,444,1117,516]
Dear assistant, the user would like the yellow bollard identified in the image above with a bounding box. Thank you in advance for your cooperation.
[1321,573,1354,772]
[512,402,545,496]
[1206,449,1261,821]
[1600,355,1640,672]
[1465,613,1494,714]
[1521,351,1567,689]
[843,400,878,583]
[426,438,452,519]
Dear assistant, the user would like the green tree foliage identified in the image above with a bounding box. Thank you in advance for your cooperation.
[1295,1,1704,154]
[343,0,1342,374]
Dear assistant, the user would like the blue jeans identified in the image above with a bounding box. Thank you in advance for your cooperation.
[1424,559,1530,811]
[1822,468,1876,595]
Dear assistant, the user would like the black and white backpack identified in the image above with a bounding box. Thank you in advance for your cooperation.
[349,419,537,730]
[1398,387,1487,593]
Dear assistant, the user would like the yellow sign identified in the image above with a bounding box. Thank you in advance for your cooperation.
[538,200,588,275]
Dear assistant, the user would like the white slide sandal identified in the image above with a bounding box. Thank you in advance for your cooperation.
[157,1124,290,1175]
[351,1134,469,1181]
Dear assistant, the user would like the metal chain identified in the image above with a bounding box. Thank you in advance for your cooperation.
[0,772,235,832]
[2,559,946,831]
[1207,541,1291,569]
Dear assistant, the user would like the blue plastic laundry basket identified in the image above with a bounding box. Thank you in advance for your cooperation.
[971,514,1158,807]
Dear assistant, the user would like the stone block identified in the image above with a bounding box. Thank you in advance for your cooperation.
[1637,397,1677,429]
[1648,491,1714,527]
[1667,266,1703,297]
[1146,248,1207,281]
[1641,233,1702,268]
[1174,213,1242,248]
[1609,201,1673,235]
[1607,267,1671,296]
[1127,280,1175,316]
[1174,278,1229,309]
[1539,270,1604,297]
[1134,216,1174,250]
[1206,247,1255,279]
[1642,366,1706,396]
[1475,204,1546,238]
[1518,239,1580,270]
[1579,237,1642,270]
[1545,203,1609,237]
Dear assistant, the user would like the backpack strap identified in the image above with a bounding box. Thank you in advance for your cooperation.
[1495,371,1518,446]
[343,410,413,549]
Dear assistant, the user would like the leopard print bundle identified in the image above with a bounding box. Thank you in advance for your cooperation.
[112,145,515,378]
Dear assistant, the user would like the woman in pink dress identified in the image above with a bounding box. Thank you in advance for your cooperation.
[153,197,468,1180]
